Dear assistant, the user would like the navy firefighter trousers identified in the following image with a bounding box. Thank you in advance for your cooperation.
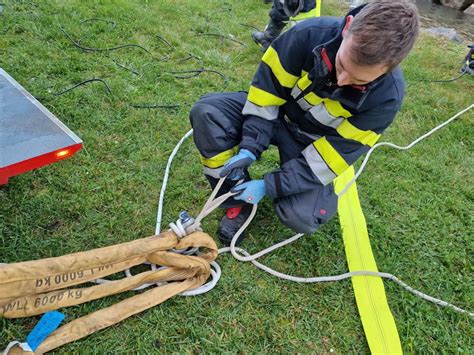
[189,91,338,234]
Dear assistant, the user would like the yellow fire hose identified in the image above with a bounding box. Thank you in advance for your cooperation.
[1,231,217,354]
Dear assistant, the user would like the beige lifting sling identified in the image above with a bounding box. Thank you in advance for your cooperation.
[1,231,217,354]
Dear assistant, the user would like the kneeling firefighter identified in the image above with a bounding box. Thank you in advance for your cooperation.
[190,1,420,245]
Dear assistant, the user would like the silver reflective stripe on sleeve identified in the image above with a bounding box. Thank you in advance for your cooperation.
[242,100,279,120]
[309,103,345,129]
[291,85,302,99]
[297,97,312,111]
[203,166,224,179]
[301,143,336,186]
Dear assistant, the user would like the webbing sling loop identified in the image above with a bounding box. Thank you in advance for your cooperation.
[1,231,217,354]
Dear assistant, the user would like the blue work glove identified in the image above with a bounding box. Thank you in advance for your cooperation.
[219,149,256,180]
[232,179,266,204]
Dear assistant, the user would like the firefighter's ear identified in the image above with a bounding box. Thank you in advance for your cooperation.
[342,15,353,37]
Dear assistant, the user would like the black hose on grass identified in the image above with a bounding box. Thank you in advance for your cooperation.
[37,79,182,110]
[177,53,203,64]
[51,19,229,104]
[53,78,112,95]
[238,23,259,31]
[429,70,468,83]
[156,35,174,50]
[414,67,470,84]
[195,32,245,46]
[130,103,181,109]
[169,68,227,81]
[35,78,113,100]
[112,59,140,76]
[60,26,152,55]
[79,18,117,29]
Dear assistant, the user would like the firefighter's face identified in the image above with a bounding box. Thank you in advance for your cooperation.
[335,16,387,87]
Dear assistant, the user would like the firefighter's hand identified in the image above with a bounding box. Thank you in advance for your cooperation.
[220,149,256,180]
[232,179,266,204]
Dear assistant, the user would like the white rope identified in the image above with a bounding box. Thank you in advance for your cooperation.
[337,104,474,197]
[84,104,474,312]
[180,261,222,296]
[93,129,196,293]
[155,129,194,235]
[216,203,473,316]
[100,104,472,313]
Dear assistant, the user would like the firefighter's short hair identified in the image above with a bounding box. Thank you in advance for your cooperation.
[348,0,420,70]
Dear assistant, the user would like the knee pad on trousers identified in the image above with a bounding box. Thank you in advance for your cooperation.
[189,102,221,133]
[272,187,338,234]
[273,201,321,234]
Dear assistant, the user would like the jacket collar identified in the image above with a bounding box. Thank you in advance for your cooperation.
[317,5,367,63]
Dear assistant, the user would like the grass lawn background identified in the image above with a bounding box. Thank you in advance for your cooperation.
[0,0,473,352]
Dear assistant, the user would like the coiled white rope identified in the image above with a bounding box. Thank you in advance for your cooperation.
[87,105,473,311]
[155,104,474,316]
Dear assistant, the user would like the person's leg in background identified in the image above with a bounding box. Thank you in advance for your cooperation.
[252,0,318,51]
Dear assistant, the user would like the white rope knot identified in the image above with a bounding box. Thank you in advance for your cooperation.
[168,217,202,239]
[169,219,187,238]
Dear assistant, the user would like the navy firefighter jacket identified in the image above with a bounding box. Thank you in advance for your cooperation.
[239,7,405,199]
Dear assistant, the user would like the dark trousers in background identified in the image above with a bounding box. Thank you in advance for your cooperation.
[270,0,317,25]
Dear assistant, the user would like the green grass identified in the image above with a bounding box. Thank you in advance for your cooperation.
[0,0,473,352]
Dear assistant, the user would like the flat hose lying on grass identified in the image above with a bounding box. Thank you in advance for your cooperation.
[1,231,218,354]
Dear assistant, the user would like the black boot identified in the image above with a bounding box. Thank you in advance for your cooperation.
[218,204,253,246]
[251,19,285,51]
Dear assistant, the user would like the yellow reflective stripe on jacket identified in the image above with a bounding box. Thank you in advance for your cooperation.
[296,73,312,91]
[304,92,352,118]
[262,46,299,88]
[315,0,321,17]
[289,0,321,22]
[248,85,286,106]
[337,120,381,147]
[324,100,352,118]
[303,92,324,106]
[200,146,238,169]
[313,137,349,175]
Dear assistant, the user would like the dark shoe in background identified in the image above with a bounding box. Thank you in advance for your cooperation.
[251,19,285,51]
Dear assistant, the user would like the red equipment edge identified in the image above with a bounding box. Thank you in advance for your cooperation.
[0,143,82,185]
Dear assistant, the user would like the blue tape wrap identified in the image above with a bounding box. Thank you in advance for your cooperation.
[26,311,65,351]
